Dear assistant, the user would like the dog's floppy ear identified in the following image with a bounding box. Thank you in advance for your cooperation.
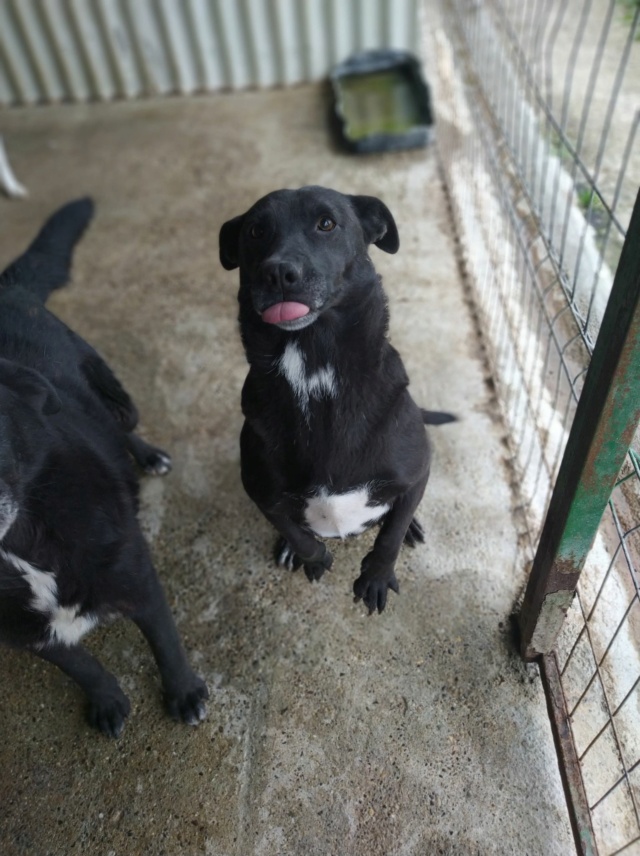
[348,195,399,254]
[0,359,61,415]
[219,214,246,271]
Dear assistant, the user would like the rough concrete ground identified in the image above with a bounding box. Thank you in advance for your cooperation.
[0,86,573,855]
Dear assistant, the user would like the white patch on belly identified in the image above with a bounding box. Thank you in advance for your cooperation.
[0,548,98,647]
[304,486,390,538]
[278,341,337,416]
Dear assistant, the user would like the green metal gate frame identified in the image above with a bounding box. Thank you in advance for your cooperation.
[519,187,640,856]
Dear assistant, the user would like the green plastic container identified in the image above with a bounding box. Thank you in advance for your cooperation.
[330,50,434,153]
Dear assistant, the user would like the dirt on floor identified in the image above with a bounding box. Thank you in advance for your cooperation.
[0,84,573,856]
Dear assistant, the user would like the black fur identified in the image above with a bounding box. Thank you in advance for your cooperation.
[219,186,455,614]
[0,199,207,736]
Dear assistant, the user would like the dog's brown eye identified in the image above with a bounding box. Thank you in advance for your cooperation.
[249,224,264,239]
[317,217,336,232]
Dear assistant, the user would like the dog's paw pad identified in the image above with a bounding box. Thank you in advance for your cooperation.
[87,692,131,738]
[143,450,172,476]
[165,677,209,726]
[274,537,302,571]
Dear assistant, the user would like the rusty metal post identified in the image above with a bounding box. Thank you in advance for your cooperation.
[519,187,640,660]
[540,653,599,855]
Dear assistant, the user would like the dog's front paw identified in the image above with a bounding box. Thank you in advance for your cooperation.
[165,676,209,726]
[353,555,399,614]
[87,688,131,738]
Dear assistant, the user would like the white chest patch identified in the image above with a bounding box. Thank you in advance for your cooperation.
[304,486,390,539]
[0,548,98,647]
[278,341,337,415]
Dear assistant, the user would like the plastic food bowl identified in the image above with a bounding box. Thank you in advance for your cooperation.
[330,49,434,154]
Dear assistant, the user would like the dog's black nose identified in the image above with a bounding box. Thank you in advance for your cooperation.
[262,260,301,290]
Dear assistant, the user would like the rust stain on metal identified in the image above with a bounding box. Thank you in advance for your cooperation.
[553,557,582,579]
[530,590,574,656]
[540,653,599,856]
[520,559,582,658]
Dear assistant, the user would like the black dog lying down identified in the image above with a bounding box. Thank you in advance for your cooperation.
[220,186,454,614]
[0,199,207,736]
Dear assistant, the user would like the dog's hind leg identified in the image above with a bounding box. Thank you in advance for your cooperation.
[36,643,131,738]
[129,555,208,725]
[274,536,303,571]
[241,424,332,581]
[126,433,172,476]
[353,472,430,615]
[80,350,172,474]
[267,512,333,582]
[404,517,425,547]
[81,351,139,432]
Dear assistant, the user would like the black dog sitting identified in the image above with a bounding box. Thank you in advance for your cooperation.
[219,186,454,614]
[0,199,208,736]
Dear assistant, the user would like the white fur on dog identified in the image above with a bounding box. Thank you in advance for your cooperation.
[304,486,390,538]
[278,341,337,415]
[0,136,28,199]
[0,548,97,646]
[276,540,297,570]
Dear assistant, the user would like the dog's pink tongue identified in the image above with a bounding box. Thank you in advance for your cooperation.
[262,301,310,325]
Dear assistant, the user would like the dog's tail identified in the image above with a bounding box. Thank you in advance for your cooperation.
[421,409,457,426]
[0,197,94,301]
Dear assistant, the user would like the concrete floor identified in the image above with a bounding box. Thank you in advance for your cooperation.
[0,86,573,855]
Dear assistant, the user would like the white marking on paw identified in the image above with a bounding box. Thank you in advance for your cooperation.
[278,341,337,415]
[304,486,390,539]
[149,452,172,475]
[0,548,98,646]
[277,541,296,570]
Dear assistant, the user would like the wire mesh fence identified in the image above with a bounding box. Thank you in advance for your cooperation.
[432,0,640,852]
[553,451,640,853]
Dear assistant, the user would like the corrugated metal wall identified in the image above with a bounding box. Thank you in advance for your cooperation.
[0,0,419,106]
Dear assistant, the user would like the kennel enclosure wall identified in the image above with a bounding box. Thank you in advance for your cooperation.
[0,0,418,104]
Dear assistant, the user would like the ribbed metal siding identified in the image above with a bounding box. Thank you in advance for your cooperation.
[0,0,419,105]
